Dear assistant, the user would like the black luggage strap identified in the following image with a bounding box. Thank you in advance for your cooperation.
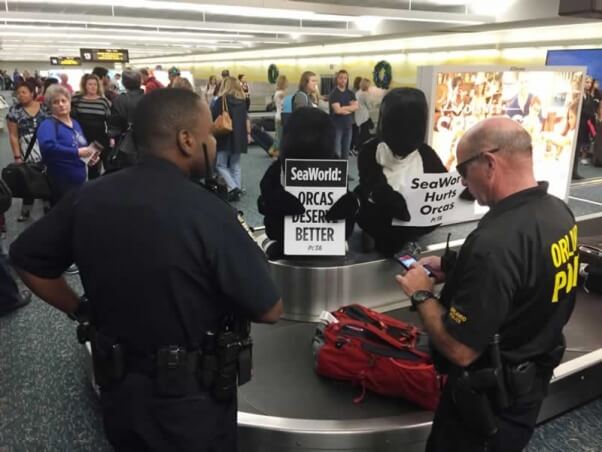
[22,120,46,162]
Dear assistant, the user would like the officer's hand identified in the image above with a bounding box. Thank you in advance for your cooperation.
[418,256,446,283]
[395,263,435,297]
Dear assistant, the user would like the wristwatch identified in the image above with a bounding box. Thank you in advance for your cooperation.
[410,290,436,311]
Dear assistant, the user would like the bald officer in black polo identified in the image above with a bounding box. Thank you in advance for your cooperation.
[397,117,576,452]
[11,89,283,451]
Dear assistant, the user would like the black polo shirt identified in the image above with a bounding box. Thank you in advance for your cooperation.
[10,156,280,353]
[439,182,576,364]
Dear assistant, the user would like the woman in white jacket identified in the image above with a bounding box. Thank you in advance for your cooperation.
[355,78,374,150]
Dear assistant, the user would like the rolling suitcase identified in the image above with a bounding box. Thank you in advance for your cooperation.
[579,235,602,294]
[251,124,274,155]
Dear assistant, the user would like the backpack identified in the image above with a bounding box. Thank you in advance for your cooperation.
[313,304,443,411]
[281,91,311,127]
[106,125,137,173]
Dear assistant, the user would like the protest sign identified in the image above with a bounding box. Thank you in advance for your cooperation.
[392,172,475,227]
[284,159,348,256]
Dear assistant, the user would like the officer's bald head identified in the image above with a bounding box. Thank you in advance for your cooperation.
[457,117,537,206]
[133,88,208,156]
[457,117,532,165]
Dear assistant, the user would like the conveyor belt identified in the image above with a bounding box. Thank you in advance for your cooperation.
[83,200,602,452]
[238,288,602,452]
[237,211,602,452]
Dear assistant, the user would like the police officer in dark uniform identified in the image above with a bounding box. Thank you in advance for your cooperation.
[10,88,283,451]
[397,117,576,451]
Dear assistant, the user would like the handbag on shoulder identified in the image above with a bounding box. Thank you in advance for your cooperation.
[213,96,233,136]
[2,122,52,200]
[0,178,13,213]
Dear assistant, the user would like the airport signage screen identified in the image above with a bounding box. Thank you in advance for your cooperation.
[546,49,602,84]
[50,56,82,66]
[80,48,129,63]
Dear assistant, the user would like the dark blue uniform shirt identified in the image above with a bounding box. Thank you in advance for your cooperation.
[10,156,280,353]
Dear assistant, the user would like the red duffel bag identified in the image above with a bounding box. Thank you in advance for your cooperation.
[313,304,443,411]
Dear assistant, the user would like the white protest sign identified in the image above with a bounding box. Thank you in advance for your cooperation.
[284,159,348,256]
[392,172,476,227]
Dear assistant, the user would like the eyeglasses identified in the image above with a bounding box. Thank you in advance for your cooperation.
[456,148,500,178]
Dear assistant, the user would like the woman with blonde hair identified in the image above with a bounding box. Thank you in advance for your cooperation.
[71,73,111,178]
[271,74,289,158]
[355,77,374,149]
[211,76,251,201]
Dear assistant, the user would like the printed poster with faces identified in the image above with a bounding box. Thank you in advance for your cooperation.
[284,159,348,256]
[391,172,477,227]
[419,65,585,206]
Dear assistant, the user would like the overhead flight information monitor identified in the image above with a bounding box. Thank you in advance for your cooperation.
[50,56,82,66]
[80,48,129,63]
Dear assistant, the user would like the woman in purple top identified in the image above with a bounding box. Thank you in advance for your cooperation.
[37,85,98,204]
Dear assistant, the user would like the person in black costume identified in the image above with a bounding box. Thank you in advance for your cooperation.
[354,87,447,255]
[257,107,356,258]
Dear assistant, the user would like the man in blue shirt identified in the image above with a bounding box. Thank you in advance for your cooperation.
[329,70,358,161]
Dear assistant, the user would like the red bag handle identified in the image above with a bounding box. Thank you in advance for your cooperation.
[335,317,420,353]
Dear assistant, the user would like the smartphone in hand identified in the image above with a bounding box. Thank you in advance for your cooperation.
[396,254,433,277]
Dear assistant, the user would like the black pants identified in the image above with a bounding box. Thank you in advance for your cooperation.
[101,373,238,452]
[426,372,551,452]
[0,249,21,312]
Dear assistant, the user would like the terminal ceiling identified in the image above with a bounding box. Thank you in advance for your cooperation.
[0,0,597,62]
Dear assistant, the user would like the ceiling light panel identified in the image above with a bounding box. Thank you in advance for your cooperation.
[9,0,355,22]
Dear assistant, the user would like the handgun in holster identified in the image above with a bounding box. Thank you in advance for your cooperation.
[90,330,126,389]
[202,318,253,402]
[451,334,509,437]
[154,345,200,397]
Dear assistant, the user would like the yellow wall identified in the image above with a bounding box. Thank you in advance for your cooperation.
[186,48,549,86]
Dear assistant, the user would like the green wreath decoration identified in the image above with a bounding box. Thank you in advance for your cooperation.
[268,64,280,84]
[373,60,392,89]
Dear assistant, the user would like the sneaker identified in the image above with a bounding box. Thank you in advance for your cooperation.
[65,264,79,275]
[580,158,590,165]
[227,189,241,203]
[0,290,32,317]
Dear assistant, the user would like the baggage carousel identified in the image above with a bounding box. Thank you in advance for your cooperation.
[83,191,602,451]
[236,210,602,452]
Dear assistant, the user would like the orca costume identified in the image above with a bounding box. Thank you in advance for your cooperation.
[257,108,355,257]
[354,88,447,255]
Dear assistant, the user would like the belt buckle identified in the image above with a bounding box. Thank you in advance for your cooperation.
[163,345,184,370]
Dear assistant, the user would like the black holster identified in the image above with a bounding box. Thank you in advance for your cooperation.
[452,369,499,437]
[91,329,126,389]
[202,323,253,402]
[154,346,200,397]
[451,334,510,437]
